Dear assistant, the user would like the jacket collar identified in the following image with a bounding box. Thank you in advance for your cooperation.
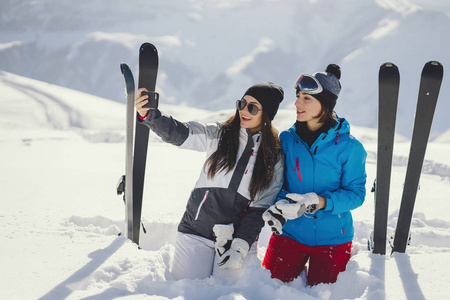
[240,128,261,149]
[288,115,350,146]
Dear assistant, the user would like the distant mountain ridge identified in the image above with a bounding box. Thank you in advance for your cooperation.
[1,0,449,138]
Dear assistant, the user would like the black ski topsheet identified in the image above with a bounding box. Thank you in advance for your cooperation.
[120,63,136,241]
[373,63,400,255]
[131,43,159,245]
[392,61,443,254]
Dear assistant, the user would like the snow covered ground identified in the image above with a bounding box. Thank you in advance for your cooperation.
[1,71,450,299]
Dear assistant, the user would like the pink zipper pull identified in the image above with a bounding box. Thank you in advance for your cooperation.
[294,158,303,182]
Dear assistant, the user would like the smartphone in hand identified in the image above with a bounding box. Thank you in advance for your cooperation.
[142,91,159,109]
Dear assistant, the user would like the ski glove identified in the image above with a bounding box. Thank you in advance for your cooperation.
[216,238,249,270]
[263,193,320,235]
[212,224,234,256]
[280,192,320,216]
[262,205,286,235]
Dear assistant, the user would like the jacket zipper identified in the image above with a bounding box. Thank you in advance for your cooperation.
[294,158,303,182]
[194,190,209,220]
[240,201,251,217]
[335,132,340,145]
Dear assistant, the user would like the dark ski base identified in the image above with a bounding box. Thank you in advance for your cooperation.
[117,43,159,245]
[117,63,136,241]
[392,61,443,254]
[131,43,159,245]
[372,63,400,255]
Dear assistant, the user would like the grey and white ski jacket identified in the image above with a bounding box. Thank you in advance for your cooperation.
[139,109,284,247]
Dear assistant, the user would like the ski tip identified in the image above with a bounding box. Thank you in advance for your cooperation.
[423,61,443,77]
[379,62,399,81]
[120,63,129,74]
[140,42,158,53]
[381,62,398,69]
[428,61,442,67]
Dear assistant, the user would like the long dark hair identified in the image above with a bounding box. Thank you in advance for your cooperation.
[205,110,281,200]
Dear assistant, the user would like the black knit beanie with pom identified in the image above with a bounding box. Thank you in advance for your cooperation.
[243,82,284,120]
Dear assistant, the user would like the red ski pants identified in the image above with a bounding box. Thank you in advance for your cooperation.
[262,234,352,286]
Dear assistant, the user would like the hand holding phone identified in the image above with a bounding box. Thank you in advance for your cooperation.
[142,91,159,109]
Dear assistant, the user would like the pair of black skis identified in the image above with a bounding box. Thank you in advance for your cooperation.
[117,43,159,245]
[371,61,443,255]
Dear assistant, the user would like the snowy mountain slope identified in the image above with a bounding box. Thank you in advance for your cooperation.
[1,0,450,139]
[1,70,450,299]
[434,128,450,143]
[2,70,449,174]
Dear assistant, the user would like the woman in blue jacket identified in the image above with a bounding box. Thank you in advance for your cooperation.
[262,64,367,286]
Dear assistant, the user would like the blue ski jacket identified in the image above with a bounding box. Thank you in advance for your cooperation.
[279,117,367,246]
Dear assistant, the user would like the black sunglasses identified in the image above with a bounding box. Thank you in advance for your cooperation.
[236,99,261,116]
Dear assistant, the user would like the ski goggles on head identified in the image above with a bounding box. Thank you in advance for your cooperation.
[294,74,323,94]
[236,99,261,115]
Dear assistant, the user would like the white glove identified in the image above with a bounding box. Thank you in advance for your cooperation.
[274,198,304,220]
[216,238,249,270]
[212,224,234,256]
[262,204,287,235]
[284,192,320,215]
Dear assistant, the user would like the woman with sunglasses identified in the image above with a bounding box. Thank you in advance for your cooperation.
[135,82,284,280]
[262,64,367,286]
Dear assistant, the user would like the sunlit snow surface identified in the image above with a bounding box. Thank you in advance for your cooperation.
[1,67,450,299]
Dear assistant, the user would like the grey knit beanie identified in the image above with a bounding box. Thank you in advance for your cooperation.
[311,64,342,110]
